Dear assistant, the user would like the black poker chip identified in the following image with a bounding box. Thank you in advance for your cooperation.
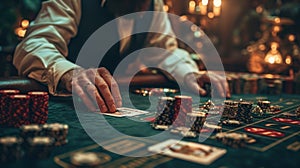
[26,136,55,159]
[0,136,23,162]
[71,152,101,167]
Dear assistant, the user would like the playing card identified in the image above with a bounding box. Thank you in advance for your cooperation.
[100,107,149,117]
[148,139,226,165]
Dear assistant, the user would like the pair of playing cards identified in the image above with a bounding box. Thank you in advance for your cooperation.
[100,107,149,117]
[148,139,226,165]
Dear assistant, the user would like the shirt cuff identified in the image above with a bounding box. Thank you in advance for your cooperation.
[45,60,80,96]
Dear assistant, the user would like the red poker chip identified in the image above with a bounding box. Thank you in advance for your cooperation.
[244,127,285,138]
[28,91,49,124]
[272,118,300,125]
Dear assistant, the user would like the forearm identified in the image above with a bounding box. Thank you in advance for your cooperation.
[13,0,82,96]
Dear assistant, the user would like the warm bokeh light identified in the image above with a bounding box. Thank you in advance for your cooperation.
[285,55,292,65]
[202,0,209,5]
[264,42,283,64]
[274,17,281,24]
[213,0,222,7]
[256,6,264,14]
[163,5,169,12]
[208,12,215,19]
[179,15,188,22]
[259,44,266,51]
[15,27,26,38]
[21,19,30,28]
[288,34,295,42]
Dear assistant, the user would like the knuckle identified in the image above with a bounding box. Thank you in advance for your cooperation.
[98,83,108,90]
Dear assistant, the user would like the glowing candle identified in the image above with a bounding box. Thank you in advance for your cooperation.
[213,0,222,16]
[189,0,196,13]
[199,0,208,15]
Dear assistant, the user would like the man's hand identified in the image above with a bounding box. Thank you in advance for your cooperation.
[61,67,122,112]
[184,71,231,98]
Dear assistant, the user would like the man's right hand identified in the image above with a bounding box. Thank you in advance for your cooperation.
[61,67,122,112]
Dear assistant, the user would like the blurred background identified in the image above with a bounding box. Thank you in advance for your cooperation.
[1,0,300,81]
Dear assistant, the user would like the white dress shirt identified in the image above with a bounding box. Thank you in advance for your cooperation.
[13,0,199,95]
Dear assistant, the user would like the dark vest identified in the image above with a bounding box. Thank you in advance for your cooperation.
[68,0,154,74]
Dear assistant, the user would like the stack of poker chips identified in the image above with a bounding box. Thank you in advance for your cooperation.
[251,105,264,118]
[28,92,49,124]
[173,95,193,127]
[268,105,281,114]
[0,90,20,125]
[257,100,271,114]
[237,101,253,123]
[186,112,207,133]
[20,124,43,141]
[153,97,175,127]
[7,95,31,127]
[42,123,69,146]
[26,137,55,159]
[216,132,248,148]
[71,152,102,168]
[222,100,239,119]
[0,136,23,162]
[0,89,49,127]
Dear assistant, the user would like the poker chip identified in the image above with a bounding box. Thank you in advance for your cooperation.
[0,89,20,126]
[169,126,198,138]
[42,123,69,146]
[222,100,239,119]
[237,101,253,123]
[71,152,102,167]
[186,112,207,133]
[26,136,55,159]
[20,124,42,140]
[154,97,175,126]
[0,136,23,162]
[222,119,242,126]
[28,92,49,124]
[251,105,264,118]
[173,95,193,127]
[257,100,271,114]
[203,122,222,132]
[6,95,31,127]
[216,132,248,148]
[131,88,179,96]
[152,124,169,130]
[267,105,281,114]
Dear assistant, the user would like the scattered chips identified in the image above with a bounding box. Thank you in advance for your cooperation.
[26,136,55,159]
[71,152,101,167]
[216,132,248,148]
[42,123,69,146]
[0,136,23,162]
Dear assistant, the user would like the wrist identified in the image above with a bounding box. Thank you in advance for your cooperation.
[59,68,84,92]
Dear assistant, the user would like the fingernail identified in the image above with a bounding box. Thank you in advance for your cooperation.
[100,105,108,113]
[117,101,122,108]
[111,104,117,112]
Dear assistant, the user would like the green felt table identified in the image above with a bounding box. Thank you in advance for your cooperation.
[1,91,300,168]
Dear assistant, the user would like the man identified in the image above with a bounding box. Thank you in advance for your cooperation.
[13,0,230,112]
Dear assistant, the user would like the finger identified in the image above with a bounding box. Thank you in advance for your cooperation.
[187,80,207,96]
[214,74,231,98]
[72,80,97,112]
[98,68,122,108]
[210,76,225,97]
[85,81,109,112]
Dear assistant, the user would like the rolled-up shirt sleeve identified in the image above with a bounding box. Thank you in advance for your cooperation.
[142,0,199,85]
[13,0,81,96]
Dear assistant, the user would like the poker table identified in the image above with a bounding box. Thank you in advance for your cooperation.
[1,89,300,168]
